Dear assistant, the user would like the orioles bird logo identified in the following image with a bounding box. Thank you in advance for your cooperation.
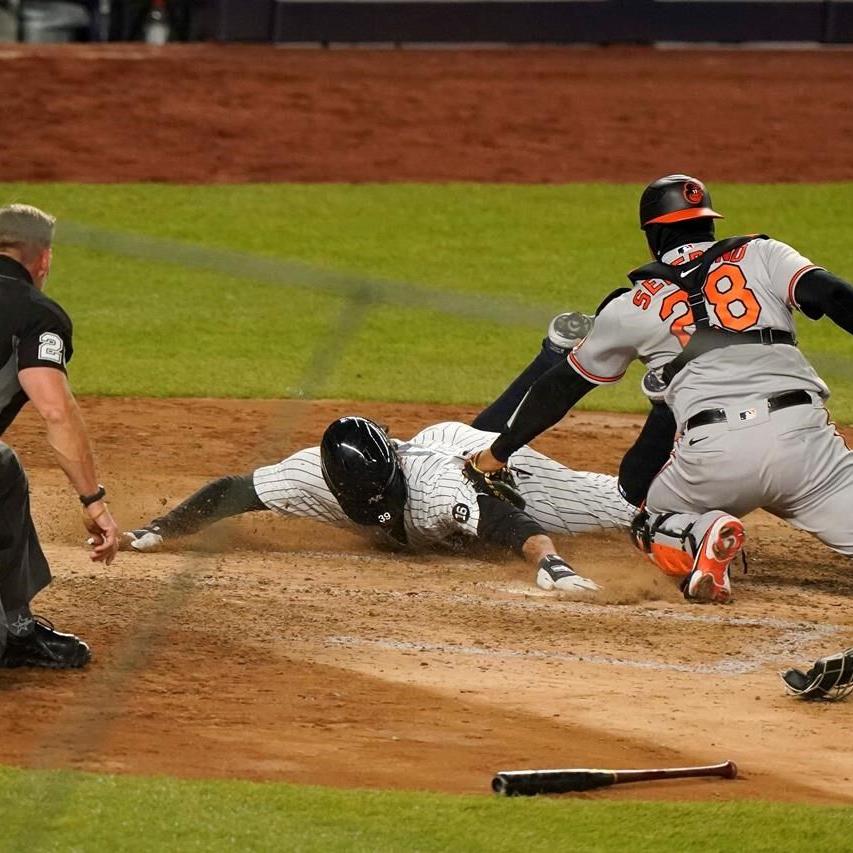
[683,181,705,205]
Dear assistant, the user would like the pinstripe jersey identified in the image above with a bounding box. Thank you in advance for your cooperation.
[252,421,635,550]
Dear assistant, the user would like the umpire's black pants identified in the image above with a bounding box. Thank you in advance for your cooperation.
[0,444,51,657]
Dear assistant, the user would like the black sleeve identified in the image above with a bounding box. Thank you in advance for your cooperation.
[150,474,266,537]
[17,302,74,374]
[471,345,563,433]
[476,494,546,556]
[794,269,853,334]
[490,359,596,463]
[618,403,677,507]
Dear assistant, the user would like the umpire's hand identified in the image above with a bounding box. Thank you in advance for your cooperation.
[83,500,120,565]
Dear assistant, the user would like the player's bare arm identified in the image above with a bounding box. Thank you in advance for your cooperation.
[19,367,119,565]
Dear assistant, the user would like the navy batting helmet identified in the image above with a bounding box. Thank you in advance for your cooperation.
[320,416,407,529]
[639,174,722,229]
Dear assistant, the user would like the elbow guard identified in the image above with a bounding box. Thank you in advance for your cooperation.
[476,495,546,556]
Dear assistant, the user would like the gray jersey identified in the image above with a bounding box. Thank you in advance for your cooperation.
[577,238,853,567]
[253,421,634,550]
[568,238,828,425]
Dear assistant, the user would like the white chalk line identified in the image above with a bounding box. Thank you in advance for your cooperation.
[273,552,845,635]
[313,579,841,633]
[451,589,833,631]
[193,546,846,672]
[323,593,842,675]
[326,620,840,675]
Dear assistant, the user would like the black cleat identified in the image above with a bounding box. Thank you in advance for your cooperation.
[1,617,91,669]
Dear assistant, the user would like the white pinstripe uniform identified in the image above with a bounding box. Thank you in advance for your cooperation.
[568,237,853,556]
[253,421,635,549]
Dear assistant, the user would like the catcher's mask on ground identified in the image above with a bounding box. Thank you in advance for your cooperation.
[320,416,408,528]
[781,648,853,702]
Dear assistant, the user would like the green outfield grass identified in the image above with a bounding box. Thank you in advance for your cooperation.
[2,183,852,847]
[1,766,850,853]
[1,183,851,417]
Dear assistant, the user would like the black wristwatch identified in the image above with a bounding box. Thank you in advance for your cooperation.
[79,485,107,507]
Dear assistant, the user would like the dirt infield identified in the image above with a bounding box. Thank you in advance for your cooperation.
[1,398,851,804]
[1,43,852,805]
[3,44,853,182]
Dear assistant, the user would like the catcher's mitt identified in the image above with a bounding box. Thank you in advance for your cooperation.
[780,648,853,701]
[463,454,526,511]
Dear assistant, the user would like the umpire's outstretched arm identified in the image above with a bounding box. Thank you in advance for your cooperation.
[19,369,120,565]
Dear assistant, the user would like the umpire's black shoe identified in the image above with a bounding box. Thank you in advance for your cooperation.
[1,617,91,669]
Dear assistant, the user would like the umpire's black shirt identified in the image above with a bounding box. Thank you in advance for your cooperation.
[0,255,73,437]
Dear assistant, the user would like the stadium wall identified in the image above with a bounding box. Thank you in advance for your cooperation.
[193,0,853,44]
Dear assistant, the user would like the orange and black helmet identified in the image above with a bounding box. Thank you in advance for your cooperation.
[639,174,722,229]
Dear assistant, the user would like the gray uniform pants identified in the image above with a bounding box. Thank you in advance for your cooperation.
[0,443,52,656]
[646,401,853,557]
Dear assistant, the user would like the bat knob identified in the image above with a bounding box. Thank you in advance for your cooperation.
[724,761,738,779]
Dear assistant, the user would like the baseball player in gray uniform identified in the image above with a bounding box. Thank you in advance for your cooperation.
[470,174,853,604]
[121,417,634,595]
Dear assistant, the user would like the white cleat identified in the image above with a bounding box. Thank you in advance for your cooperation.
[547,312,594,354]
[536,555,601,594]
[119,527,165,553]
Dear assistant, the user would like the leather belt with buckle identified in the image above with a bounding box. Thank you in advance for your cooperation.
[684,390,812,433]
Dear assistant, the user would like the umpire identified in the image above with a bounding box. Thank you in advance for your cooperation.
[0,204,119,669]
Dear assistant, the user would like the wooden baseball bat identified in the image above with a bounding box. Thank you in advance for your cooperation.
[491,760,737,796]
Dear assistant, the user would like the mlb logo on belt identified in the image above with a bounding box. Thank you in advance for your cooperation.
[739,408,758,421]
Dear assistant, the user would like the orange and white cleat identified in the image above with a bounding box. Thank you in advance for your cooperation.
[683,515,745,604]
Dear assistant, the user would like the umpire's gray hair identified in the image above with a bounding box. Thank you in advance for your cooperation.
[0,204,56,255]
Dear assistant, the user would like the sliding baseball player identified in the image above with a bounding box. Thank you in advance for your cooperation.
[121,418,635,595]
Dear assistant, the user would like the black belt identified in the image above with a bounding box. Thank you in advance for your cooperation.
[684,390,812,433]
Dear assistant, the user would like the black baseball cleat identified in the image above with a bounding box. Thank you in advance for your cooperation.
[1,617,91,669]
